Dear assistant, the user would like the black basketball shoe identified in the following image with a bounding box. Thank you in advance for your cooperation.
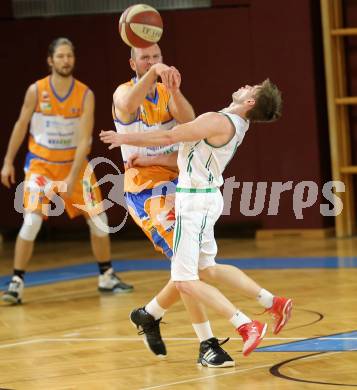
[130,307,167,357]
[197,337,235,367]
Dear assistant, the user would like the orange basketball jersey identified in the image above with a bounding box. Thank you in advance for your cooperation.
[113,78,178,193]
[29,76,90,163]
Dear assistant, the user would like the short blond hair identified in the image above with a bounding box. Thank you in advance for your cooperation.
[246,79,282,122]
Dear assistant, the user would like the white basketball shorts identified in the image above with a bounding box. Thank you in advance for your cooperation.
[171,188,224,281]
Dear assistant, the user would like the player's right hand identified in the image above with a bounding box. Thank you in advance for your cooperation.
[1,162,15,188]
[99,130,124,149]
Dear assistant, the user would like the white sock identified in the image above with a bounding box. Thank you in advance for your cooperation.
[257,288,274,309]
[145,297,166,320]
[230,311,251,329]
[192,321,214,342]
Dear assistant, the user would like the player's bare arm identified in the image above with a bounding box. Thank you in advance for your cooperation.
[64,90,94,196]
[100,112,235,149]
[113,63,176,122]
[1,84,37,188]
[127,152,178,169]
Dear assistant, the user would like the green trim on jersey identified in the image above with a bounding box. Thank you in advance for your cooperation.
[173,213,182,254]
[186,142,200,176]
[208,173,214,184]
[187,150,194,174]
[205,152,214,185]
[205,152,213,169]
[203,111,237,148]
[176,187,217,193]
[198,212,208,247]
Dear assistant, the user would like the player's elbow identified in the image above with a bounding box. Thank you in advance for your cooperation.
[114,97,136,115]
[123,102,138,114]
[116,102,134,115]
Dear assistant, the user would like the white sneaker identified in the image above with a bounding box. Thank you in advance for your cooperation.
[98,268,133,293]
[2,275,24,304]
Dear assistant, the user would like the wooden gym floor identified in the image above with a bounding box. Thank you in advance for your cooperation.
[0,237,356,389]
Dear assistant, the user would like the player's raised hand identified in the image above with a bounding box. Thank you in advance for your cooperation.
[99,130,124,150]
[168,66,181,93]
[152,63,177,89]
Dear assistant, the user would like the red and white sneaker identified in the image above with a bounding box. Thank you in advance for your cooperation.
[237,320,267,357]
[267,296,293,334]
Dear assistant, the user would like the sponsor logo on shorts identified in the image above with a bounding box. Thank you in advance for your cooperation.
[156,206,175,231]
[82,179,98,208]
[35,175,47,188]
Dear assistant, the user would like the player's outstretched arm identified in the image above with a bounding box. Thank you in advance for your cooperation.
[1,84,37,188]
[100,112,229,149]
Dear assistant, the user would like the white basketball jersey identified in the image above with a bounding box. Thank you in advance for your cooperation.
[177,112,249,189]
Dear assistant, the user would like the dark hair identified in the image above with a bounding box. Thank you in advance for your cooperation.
[246,79,282,122]
[48,37,75,58]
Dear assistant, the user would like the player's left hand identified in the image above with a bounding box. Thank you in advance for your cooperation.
[166,67,181,93]
[155,64,181,92]
[99,130,123,149]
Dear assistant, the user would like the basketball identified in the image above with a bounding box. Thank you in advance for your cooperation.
[119,4,163,48]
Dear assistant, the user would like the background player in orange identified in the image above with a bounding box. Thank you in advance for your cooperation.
[1,37,133,304]
[112,43,235,367]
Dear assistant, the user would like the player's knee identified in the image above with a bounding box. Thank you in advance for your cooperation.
[18,212,43,241]
[199,266,217,282]
[174,281,196,296]
[86,212,109,237]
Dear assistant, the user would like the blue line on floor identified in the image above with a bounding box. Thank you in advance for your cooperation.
[256,330,357,352]
[0,256,357,288]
